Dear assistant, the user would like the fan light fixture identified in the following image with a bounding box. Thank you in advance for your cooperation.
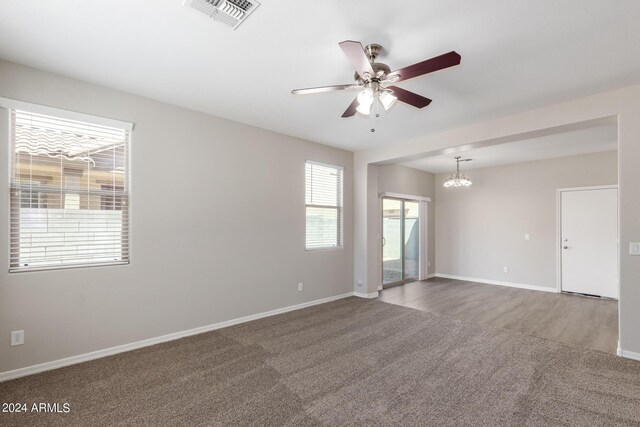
[379,90,397,110]
[291,41,462,131]
[356,88,398,116]
[355,88,397,116]
[443,156,472,188]
[356,89,374,115]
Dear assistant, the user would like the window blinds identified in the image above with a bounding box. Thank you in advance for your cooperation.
[9,109,130,271]
[305,161,343,250]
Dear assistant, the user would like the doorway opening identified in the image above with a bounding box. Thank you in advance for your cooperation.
[382,197,420,288]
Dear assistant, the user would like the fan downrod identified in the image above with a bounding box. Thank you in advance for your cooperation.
[364,44,382,61]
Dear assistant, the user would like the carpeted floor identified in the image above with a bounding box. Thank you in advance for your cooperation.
[2,297,640,426]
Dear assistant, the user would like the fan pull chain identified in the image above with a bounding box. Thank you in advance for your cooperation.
[370,97,379,132]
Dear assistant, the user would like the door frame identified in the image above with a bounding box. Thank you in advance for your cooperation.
[555,184,619,295]
[379,192,430,290]
[381,197,408,289]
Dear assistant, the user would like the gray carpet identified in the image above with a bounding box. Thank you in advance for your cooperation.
[2,297,640,426]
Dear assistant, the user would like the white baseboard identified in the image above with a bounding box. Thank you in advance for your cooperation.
[0,292,355,383]
[354,291,379,299]
[427,273,436,279]
[435,274,558,293]
[618,347,640,362]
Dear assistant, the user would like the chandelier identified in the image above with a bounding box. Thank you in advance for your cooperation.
[443,156,472,188]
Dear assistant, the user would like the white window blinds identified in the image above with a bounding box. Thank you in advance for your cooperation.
[9,108,130,272]
[305,160,343,250]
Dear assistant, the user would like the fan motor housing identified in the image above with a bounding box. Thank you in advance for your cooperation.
[355,62,391,83]
[355,43,391,83]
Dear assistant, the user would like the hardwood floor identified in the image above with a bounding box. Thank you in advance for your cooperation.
[378,277,618,354]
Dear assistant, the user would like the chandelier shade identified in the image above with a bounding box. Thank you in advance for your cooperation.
[443,156,472,188]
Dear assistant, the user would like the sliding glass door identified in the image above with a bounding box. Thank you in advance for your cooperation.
[382,199,403,285]
[382,198,420,287]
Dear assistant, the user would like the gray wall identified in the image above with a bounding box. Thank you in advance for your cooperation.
[435,151,618,288]
[377,164,436,276]
[0,60,354,374]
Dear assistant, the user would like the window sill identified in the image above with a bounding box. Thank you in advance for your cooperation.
[9,261,130,274]
[305,246,343,253]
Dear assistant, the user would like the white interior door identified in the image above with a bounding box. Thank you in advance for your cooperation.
[561,188,618,298]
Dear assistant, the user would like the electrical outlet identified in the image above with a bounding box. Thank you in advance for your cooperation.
[630,242,640,256]
[357,279,363,287]
[524,233,531,241]
[297,282,303,292]
[503,266,509,273]
[11,330,24,346]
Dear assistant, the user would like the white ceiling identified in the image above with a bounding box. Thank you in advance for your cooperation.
[0,1,639,151]
[401,125,618,174]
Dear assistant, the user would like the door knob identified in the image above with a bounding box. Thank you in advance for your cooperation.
[563,246,568,249]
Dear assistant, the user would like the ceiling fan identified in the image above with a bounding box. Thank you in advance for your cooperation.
[292,41,461,129]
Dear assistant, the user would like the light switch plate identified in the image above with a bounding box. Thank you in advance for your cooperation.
[630,242,640,256]
[525,233,531,241]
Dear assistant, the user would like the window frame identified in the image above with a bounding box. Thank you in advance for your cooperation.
[304,159,344,252]
[2,98,134,273]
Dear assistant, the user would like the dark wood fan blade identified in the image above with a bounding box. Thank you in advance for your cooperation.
[341,96,360,118]
[390,51,461,83]
[291,84,358,95]
[387,86,432,109]
[339,40,375,80]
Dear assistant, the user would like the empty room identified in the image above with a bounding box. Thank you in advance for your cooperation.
[1,1,640,426]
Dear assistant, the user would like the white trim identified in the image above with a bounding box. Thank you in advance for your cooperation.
[617,347,640,362]
[556,185,619,294]
[418,200,428,281]
[427,273,436,279]
[435,274,558,293]
[305,246,343,253]
[0,97,134,131]
[378,192,431,202]
[305,159,345,171]
[0,292,354,382]
[354,291,379,299]
[556,188,562,293]
[377,195,382,291]
[556,184,618,192]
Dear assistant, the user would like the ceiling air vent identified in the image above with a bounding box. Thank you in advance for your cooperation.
[184,0,261,29]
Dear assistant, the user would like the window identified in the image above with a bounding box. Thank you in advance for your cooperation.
[9,107,131,272]
[19,180,45,208]
[101,185,125,211]
[305,160,343,250]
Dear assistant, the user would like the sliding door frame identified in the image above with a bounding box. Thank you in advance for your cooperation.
[381,196,407,288]
[379,192,431,290]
